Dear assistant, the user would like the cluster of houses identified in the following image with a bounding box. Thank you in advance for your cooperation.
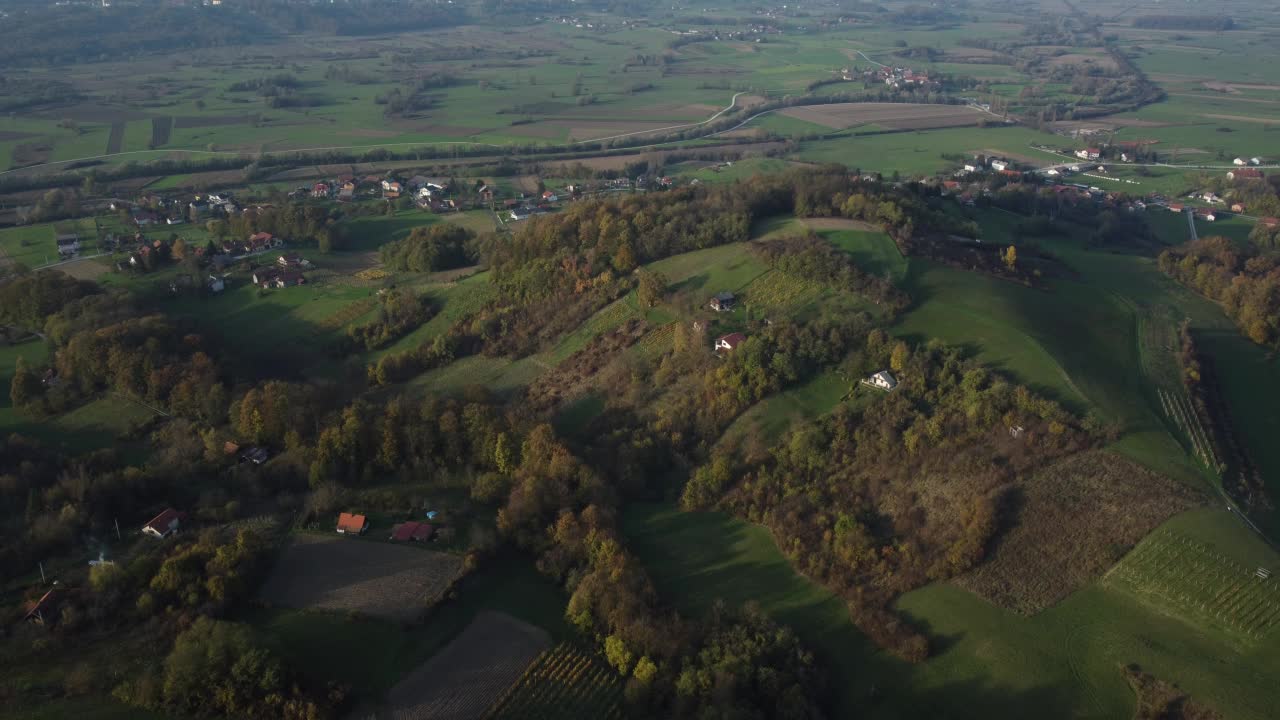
[840,65,935,89]
[960,155,1019,177]
[249,253,311,289]
[332,511,444,543]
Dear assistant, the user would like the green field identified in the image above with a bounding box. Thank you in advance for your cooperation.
[625,504,1280,720]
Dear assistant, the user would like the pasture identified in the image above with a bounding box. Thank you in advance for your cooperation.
[624,503,1280,720]
[258,533,463,622]
[383,611,550,720]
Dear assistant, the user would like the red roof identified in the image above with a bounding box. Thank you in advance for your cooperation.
[1000,169,1021,177]
[337,512,367,534]
[391,521,435,542]
[716,332,747,350]
[1260,217,1279,228]
[1231,168,1264,179]
[143,508,183,536]
[249,232,273,242]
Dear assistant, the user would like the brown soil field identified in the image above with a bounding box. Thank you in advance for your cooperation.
[956,451,1203,614]
[11,141,52,167]
[780,103,985,130]
[258,533,463,622]
[173,115,251,129]
[383,611,550,720]
[57,258,111,281]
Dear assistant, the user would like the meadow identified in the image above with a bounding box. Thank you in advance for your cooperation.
[624,503,1280,720]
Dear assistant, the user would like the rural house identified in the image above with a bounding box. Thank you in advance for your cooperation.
[1233,158,1247,166]
[55,233,80,257]
[862,370,898,391]
[1231,203,1246,213]
[336,512,368,535]
[709,291,736,312]
[382,180,402,198]
[715,332,746,352]
[142,508,183,539]
[1075,148,1101,160]
[312,183,330,198]
[990,159,1009,172]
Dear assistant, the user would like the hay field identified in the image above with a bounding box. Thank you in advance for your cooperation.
[259,533,463,622]
[779,103,988,131]
[383,611,550,720]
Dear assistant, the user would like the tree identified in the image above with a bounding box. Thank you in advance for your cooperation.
[636,269,667,308]
[9,356,42,412]
[1003,245,1017,271]
[890,341,910,373]
[171,237,188,260]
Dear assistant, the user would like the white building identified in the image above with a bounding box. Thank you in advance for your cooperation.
[862,370,898,391]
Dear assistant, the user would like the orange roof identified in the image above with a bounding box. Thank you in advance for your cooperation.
[337,512,367,533]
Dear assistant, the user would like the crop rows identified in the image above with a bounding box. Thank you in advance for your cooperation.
[744,270,822,311]
[1106,530,1280,640]
[484,643,624,720]
[582,299,639,337]
[636,322,678,358]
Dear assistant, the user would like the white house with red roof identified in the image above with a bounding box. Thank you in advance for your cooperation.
[142,508,183,539]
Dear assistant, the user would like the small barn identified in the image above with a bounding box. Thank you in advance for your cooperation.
[709,291,736,313]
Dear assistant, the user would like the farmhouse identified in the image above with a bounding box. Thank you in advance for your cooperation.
[1231,203,1246,213]
[963,163,980,173]
[382,180,402,198]
[862,370,898,391]
[55,232,80,257]
[142,508,183,539]
[1196,209,1216,222]
[1075,148,1101,160]
[336,512,368,535]
[272,272,307,289]
[1227,168,1264,181]
[1233,158,1247,166]
[715,332,746,352]
[990,159,1009,172]
[312,183,330,198]
[709,291,736,312]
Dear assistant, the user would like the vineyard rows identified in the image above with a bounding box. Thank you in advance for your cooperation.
[1157,387,1223,473]
[582,299,640,337]
[636,322,678,358]
[1105,530,1280,640]
[743,270,822,312]
[484,643,624,720]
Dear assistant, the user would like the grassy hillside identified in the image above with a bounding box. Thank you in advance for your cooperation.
[625,504,1280,720]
